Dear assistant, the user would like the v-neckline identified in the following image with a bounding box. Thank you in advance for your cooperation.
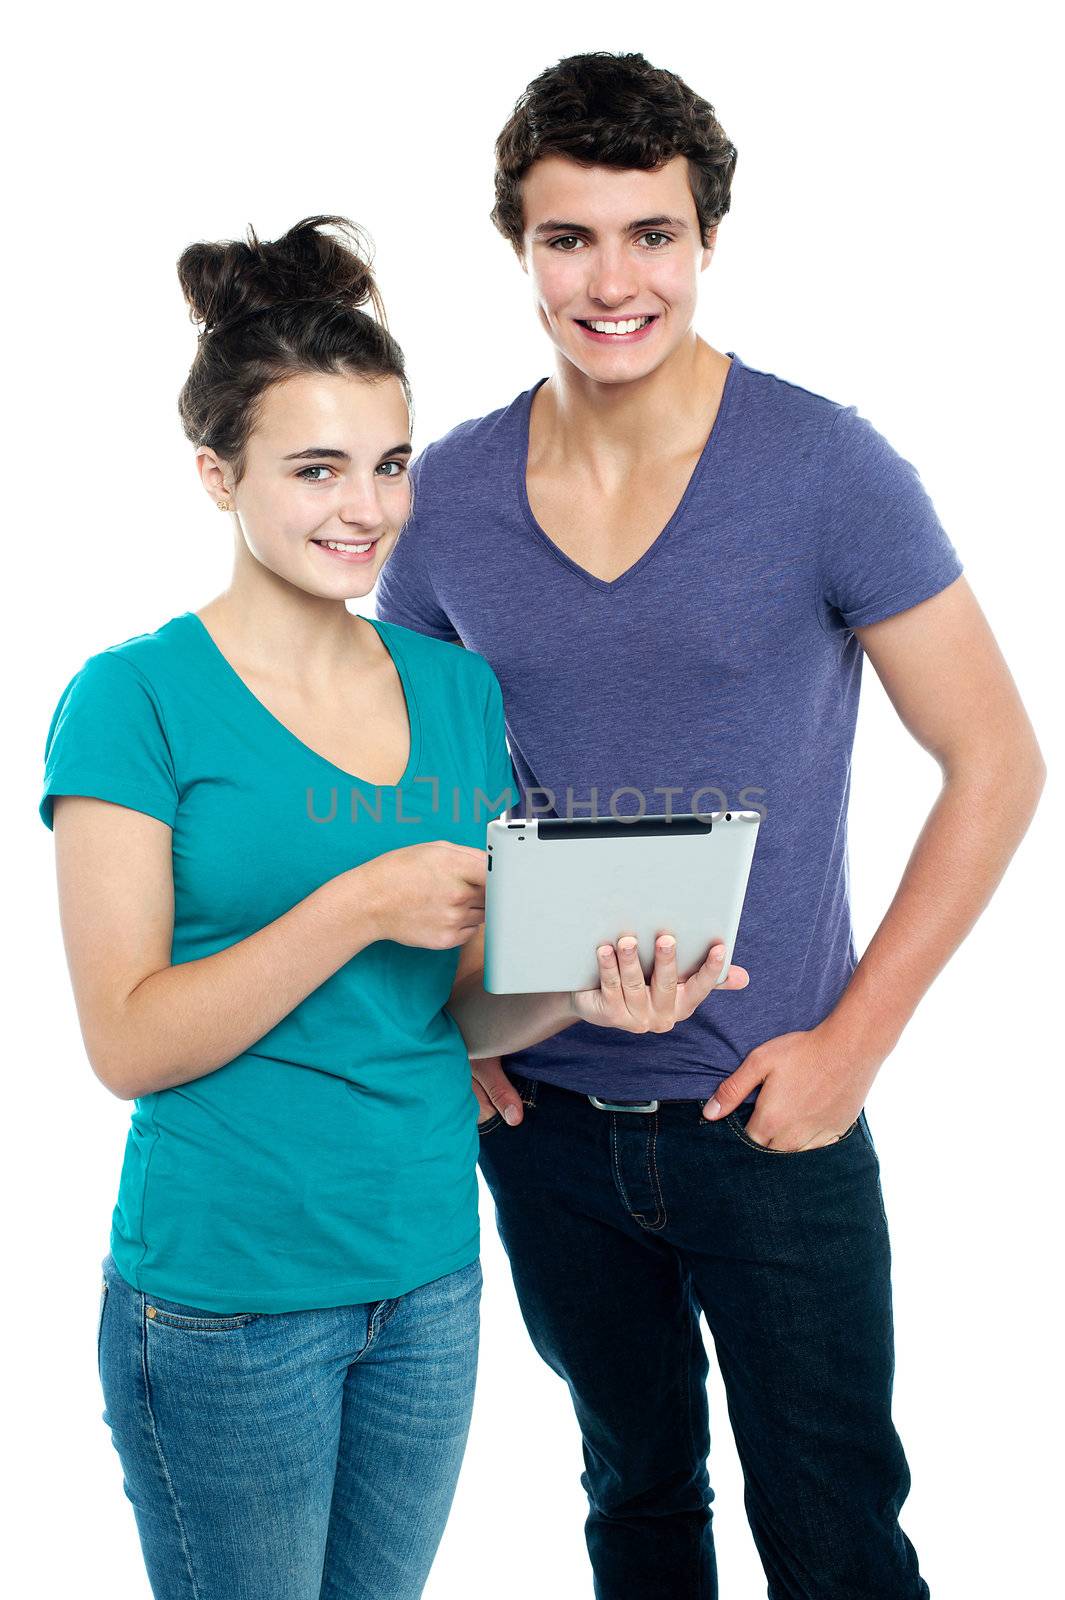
[514,351,742,593]
[182,611,422,790]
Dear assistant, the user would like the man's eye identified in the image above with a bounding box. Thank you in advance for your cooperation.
[296,466,334,482]
[549,236,585,251]
[639,233,671,248]
[377,461,407,478]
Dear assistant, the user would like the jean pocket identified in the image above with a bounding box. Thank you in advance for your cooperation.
[143,1292,262,1332]
[509,1070,539,1109]
[477,1111,504,1136]
[96,1279,108,1371]
[726,1104,862,1156]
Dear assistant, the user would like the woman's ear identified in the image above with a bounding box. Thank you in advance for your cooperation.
[195,446,233,505]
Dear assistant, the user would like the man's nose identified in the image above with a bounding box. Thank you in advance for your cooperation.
[586,249,640,308]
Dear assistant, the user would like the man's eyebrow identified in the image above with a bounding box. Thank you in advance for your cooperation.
[628,215,690,232]
[532,215,690,238]
[281,443,413,461]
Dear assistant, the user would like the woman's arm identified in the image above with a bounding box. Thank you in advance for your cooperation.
[53,796,389,1100]
[447,977,580,1059]
[52,797,485,1101]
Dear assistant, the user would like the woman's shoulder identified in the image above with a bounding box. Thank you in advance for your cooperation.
[374,617,498,693]
[46,614,199,741]
[67,612,195,688]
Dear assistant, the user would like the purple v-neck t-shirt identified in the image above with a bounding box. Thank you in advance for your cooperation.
[375,351,964,1099]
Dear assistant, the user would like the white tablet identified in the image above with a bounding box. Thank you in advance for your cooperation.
[483,811,761,995]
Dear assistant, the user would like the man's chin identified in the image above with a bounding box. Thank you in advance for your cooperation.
[560,345,672,387]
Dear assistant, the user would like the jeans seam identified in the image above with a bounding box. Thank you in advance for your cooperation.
[519,1075,539,1109]
[726,1111,861,1156]
[610,1114,667,1232]
[139,1292,202,1597]
[97,1280,109,1374]
[609,1117,636,1216]
[644,1117,667,1231]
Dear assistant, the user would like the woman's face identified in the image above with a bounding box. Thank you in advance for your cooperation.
[201,369,412,601]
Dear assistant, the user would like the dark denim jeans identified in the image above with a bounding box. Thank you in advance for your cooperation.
[477,1073,928,1600]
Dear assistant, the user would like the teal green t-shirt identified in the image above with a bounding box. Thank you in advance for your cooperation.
[40,611,519,1313]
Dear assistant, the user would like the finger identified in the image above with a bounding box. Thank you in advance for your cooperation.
[675,942,727,1011]
[716,963,750,990]
[472,1057,524,1126]
[616,935,651,1027]
[472,1079,496,1121]
[797,1129,845,1150]
[649,934,678,1019]
[596,943,623,998]
[443,843,491,862]
[572,943,624,1024]
[702,1060,767,1120]
[450,850,487,888]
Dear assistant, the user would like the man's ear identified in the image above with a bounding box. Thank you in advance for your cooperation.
[700,222,719,272]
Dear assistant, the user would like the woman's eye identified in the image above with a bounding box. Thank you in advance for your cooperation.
[377,461,407,478]
[549,236,585,252]
[296,466,334,482]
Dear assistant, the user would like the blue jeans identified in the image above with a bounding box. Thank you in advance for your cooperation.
[477,1073,928,1600]
[96,1251,481,1599]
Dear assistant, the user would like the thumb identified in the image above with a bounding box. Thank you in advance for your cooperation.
[702,1056,767,1121]
[472,1056,524,1127]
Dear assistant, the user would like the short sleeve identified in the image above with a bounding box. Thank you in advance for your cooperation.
[39,651,179,831]
[480,667,521,821]
[818,405,964,631]
[374,444,462,643]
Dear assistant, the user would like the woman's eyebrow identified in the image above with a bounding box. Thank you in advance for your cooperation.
[281,443,413,461]
[283,447,351,461]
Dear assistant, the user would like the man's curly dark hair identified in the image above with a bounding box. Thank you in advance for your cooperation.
[491,52,738,253]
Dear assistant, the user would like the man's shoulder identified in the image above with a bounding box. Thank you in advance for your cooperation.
[415,383,543,476]
[732,352,849,430]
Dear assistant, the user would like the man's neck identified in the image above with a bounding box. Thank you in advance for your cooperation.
[535,335,730,464]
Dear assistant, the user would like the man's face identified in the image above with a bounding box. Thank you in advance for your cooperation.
[519,153,715,384]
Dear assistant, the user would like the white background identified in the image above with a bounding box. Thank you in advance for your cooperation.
[4,2,1062,1595]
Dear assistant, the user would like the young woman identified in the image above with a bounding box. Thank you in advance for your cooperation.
[39,214,747,1600]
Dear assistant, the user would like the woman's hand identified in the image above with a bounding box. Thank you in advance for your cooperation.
[573,934,749,1033]
[359,842,486,950]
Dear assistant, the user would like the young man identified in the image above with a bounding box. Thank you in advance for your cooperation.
[375,52,1045,1600]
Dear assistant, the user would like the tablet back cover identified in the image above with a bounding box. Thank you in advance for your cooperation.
[484,812,760,994]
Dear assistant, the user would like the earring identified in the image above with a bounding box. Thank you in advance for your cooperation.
[217,499,232,512]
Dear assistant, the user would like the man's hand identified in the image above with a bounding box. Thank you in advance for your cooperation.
[701,1020,883,1150]
[472,1056,524,1126]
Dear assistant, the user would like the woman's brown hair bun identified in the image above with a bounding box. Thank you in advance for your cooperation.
[176,215,407,484]
[178,214,386,338]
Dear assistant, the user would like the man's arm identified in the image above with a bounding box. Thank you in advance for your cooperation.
[827,575,1045,1054]
[704,576,1046,1146]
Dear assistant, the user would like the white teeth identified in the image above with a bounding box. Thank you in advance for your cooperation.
[586,316,652,335]
[320,540,372,552]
